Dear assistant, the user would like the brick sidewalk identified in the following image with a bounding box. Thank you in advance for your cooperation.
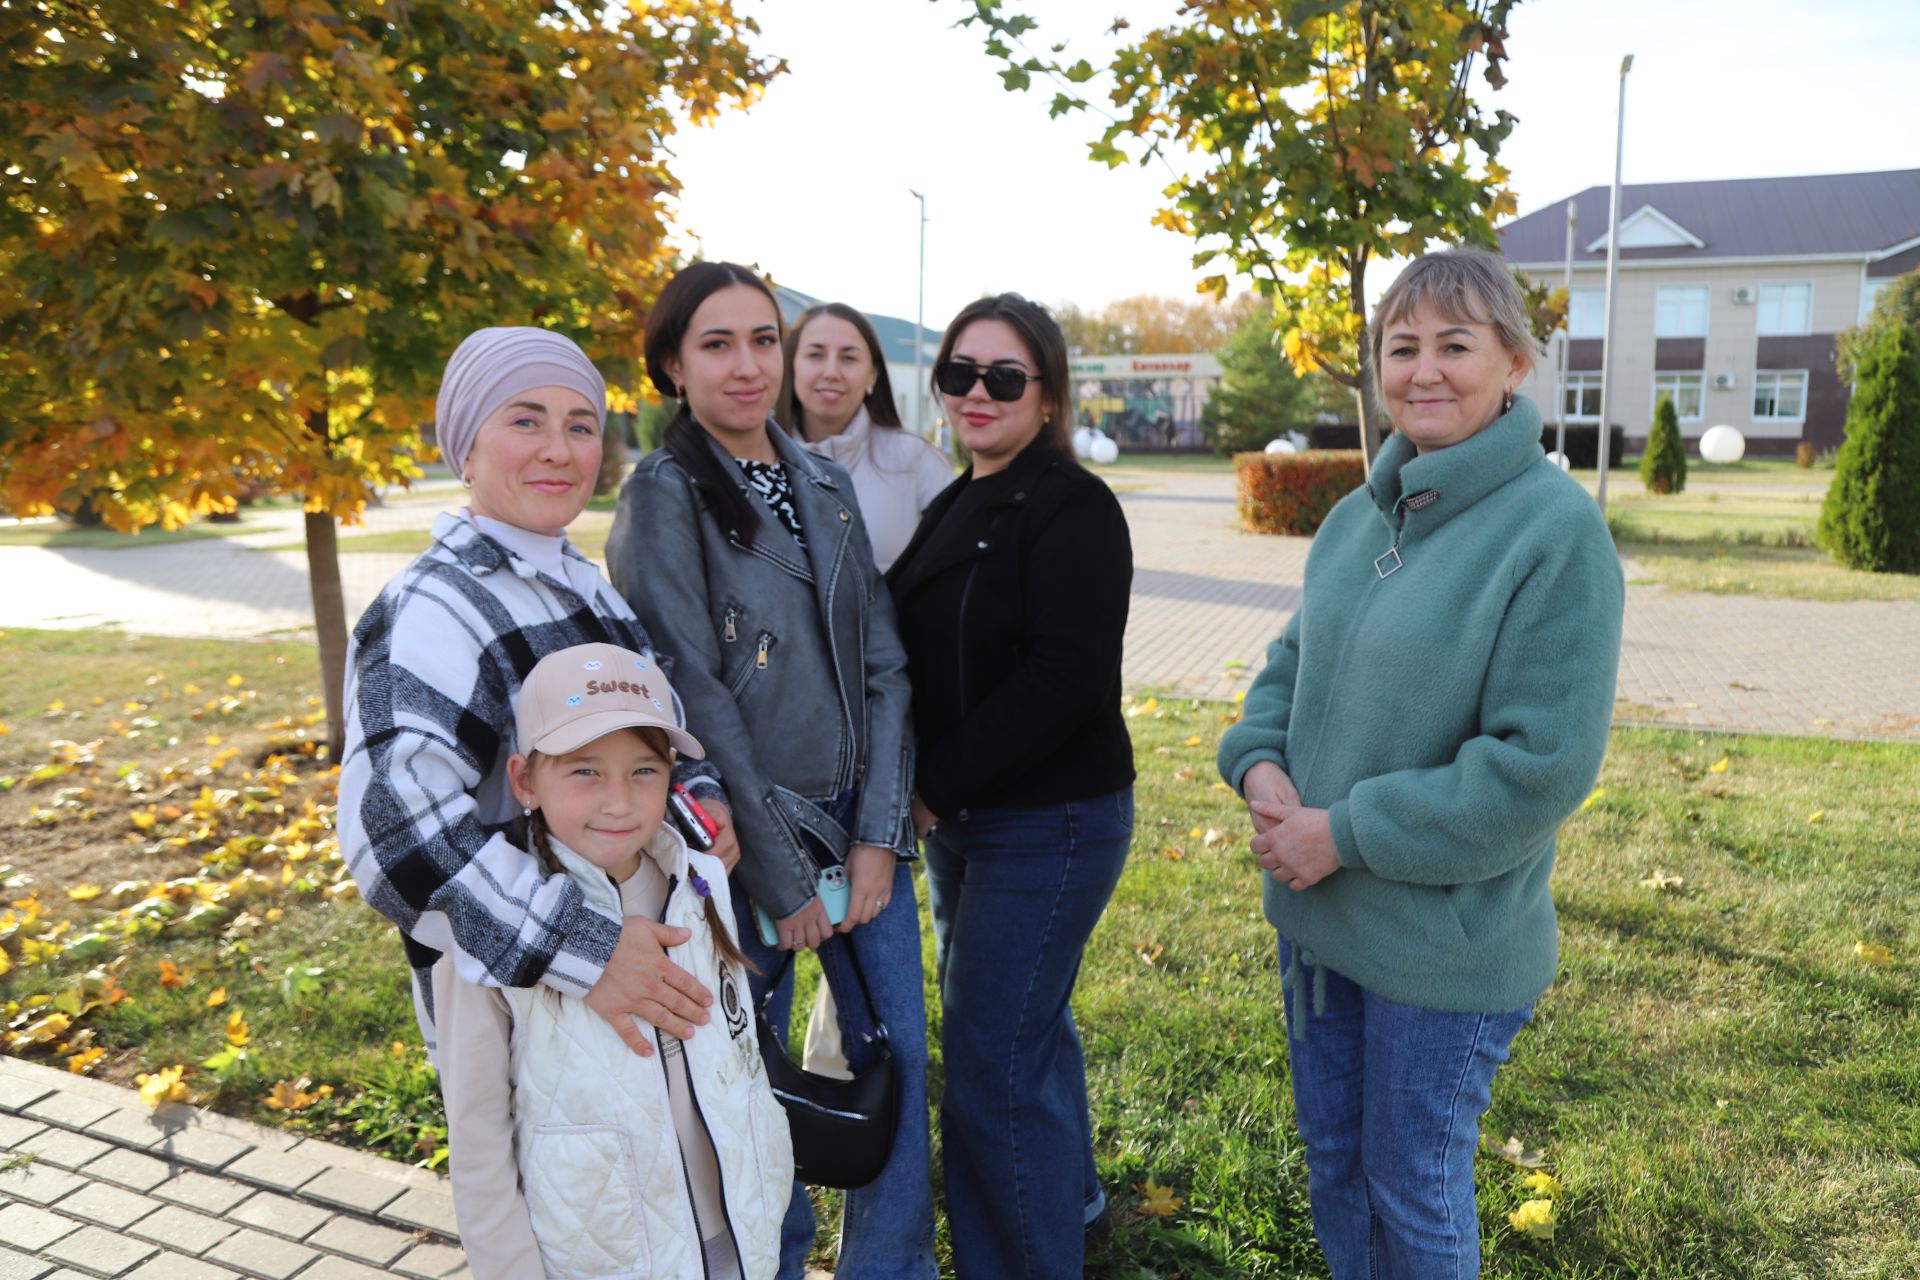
[0,1056,464,1279]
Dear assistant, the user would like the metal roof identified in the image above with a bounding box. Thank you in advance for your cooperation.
[773,285,940,366]
[1498,168,1920,267]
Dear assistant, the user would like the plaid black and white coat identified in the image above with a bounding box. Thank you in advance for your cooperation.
[338,511,725,1052]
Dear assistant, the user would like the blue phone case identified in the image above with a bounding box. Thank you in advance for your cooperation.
[754,865,851,947]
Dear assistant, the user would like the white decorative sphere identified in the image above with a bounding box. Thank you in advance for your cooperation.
[1699,424,1746,464]
[1072,427,1095,459]
[1090,435,1120,465]
[1264,438,1298,454]
[1544,450,1572,472]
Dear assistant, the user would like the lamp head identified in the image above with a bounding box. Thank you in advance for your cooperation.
[1620,53,1635,73]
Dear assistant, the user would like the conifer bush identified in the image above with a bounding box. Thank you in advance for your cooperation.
[1639,393,1687,494]
[1817,323,1920,574]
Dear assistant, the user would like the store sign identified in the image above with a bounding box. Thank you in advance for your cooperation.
[1069,353,1224,379]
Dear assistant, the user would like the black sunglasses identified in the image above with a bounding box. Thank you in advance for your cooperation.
[934,360,1042,402]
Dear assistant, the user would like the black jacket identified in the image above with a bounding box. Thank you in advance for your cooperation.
[887,438,1134,817]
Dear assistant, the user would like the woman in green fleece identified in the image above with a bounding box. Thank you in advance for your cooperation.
[1217,246,1623,1279]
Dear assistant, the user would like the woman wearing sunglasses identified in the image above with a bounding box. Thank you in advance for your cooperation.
[887,294,1135,1280]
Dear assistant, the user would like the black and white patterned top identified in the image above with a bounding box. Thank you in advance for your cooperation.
[736,458,807,548]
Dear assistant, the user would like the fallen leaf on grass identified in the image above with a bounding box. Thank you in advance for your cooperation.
[0,722,10,736]
[1508,1197,1555,1239]
[1708,756,1728,774]
[1484,1134,1546,1168]
[1210,781,1232,793]
[1201,828,1226,847]
[1162,847,1185,861]
[1852,941,1893,967]
[1806,810,1825,824]
[1638,869,1685,892]
[1136,1177,1185,1217]
[1579,788,1605,810]
[136,1065,189,1109]
[66,885,103,902]
[1124,698,1159,719]
[1172,768,1196,782]
[225,674,245,689]
[1183,735,1204,747]
[157,960,188,989]
[1521,1171,1565,1198]
[66,1046,105,1074]
[204,987,227,1008]
[225,1010,251,1047]
[263,1077,332,1111]
[1134,941,1164,966]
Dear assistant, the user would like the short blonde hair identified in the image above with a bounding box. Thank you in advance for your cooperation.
[1370,246,1539,395]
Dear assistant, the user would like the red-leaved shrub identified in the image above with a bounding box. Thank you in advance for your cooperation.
[1234,450,1367,536]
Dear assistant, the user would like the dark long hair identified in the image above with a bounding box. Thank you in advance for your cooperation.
[775,303,903,438]
[643,261,785,547]
[933,293,1075,458]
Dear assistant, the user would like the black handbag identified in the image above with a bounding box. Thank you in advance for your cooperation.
[756,942,899,1190]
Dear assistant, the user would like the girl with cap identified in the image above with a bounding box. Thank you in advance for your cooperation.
[340,326,741,1077]
[438,642,792,1280]
[607,264,934,1280]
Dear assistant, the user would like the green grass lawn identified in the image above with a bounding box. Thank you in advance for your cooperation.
[4,633,1915,1277]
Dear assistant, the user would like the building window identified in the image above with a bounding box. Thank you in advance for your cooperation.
[1861,277,1892,324]
[1654,285,1710,337]
[1753,371,1807,422]
[1557,373,1604,422]
[1756,282,1813,335]
[1567,287,1606,339]
[1652,373,1705,423]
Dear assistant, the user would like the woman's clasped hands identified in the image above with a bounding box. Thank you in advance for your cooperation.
[1241,760,1340,892]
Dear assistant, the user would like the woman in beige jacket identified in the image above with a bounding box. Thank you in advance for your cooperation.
[776,302,953,572]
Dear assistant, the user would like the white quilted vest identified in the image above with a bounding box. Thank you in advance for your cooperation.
[502,831,793,1279]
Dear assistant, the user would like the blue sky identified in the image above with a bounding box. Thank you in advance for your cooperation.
[669,0,1920,329]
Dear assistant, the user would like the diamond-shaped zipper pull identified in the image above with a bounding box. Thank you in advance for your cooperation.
[1374,546,1403,579]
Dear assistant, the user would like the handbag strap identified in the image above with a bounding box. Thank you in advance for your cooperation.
[757,941,889,1043]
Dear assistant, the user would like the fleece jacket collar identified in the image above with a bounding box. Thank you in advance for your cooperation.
[1365,396,1546,545]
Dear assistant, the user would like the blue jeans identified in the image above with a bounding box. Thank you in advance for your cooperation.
[737,848,936,1280]
[1278,938,1532,1280]
[923,789,1133,1280]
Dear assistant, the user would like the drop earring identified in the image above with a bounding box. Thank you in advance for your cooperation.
[1501,388,1514,415]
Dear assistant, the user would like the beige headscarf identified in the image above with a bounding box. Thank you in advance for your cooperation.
[435,327,607,478]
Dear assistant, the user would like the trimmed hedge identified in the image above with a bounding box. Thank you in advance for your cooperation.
[1234,450,1368,536]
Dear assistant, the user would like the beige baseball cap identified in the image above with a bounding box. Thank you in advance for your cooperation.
[514,643,705,760]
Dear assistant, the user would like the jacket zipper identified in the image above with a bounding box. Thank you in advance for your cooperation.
[728,632,773,697]
[723,607,738,643]
[651,872,743,1278]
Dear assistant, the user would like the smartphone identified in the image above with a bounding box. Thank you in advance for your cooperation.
[754,865,850,947]
[668,784,716,852]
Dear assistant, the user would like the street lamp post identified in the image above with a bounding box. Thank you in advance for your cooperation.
[1594,53,1633,510]
[909,188,928,437]
[1556,198,1576,463]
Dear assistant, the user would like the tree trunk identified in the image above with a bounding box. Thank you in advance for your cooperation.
[305,509,349,762]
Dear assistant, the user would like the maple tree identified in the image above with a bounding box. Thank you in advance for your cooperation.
[0,1,777,753]
[952,0,1522,464]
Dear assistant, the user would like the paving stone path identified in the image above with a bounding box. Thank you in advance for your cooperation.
[0,1055,464,1279]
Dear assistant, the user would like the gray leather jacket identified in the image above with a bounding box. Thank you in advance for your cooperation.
[607,424,915,919]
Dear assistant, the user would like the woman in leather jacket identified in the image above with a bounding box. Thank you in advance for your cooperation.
[606,262,935,1280]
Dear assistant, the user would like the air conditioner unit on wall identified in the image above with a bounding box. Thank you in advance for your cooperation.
[1732,287,1755,304]
[1712,373,1737,390]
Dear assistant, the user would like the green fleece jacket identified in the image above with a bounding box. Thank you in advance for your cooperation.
[1218,397,1623,1013]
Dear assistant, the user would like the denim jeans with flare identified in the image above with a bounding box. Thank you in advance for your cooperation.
[924,788,1133,1280]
